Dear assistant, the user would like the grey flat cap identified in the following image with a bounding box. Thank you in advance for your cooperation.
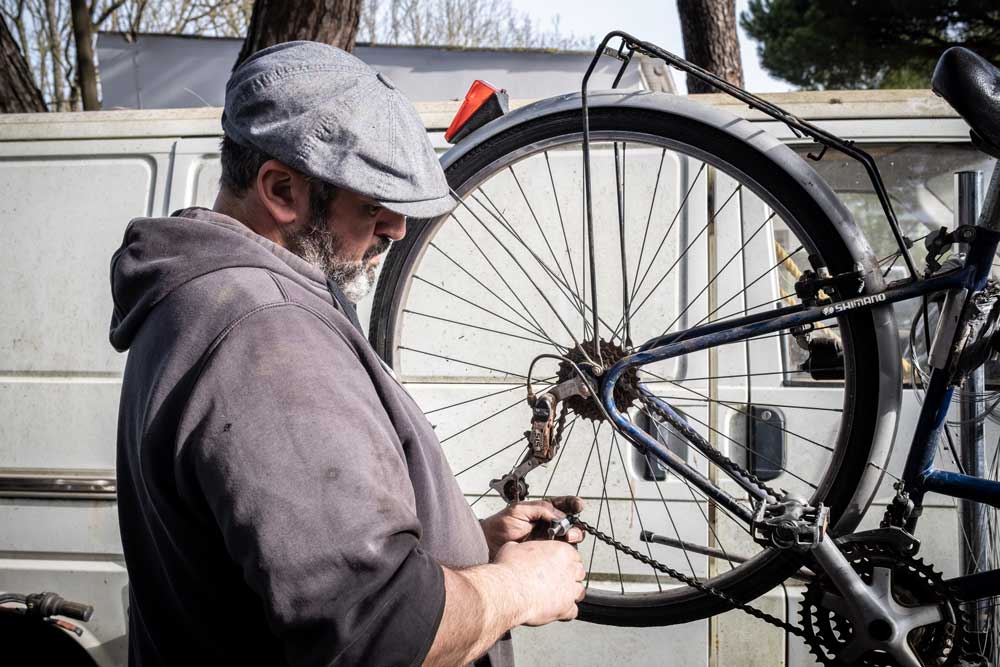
[223,41,455,219]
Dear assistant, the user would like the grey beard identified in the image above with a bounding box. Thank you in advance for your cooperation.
[282,211,391,303]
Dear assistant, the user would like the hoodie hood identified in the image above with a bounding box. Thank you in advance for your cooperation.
[109,208,328,351]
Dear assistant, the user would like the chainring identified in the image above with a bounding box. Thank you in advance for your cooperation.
[799,541,964,666]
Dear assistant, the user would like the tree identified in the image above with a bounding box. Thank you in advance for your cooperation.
[235,0,362,68]
[4,0,585,111]
[0,13,47,111]
[677,0,744,94]
[69,0,98,109]
[359,0,586,49]
[2,0,255,111]
[741,0,1000,90]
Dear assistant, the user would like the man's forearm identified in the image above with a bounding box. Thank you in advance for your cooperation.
[423,564,521,667]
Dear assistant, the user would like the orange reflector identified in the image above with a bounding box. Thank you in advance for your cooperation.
[445,80,508,143]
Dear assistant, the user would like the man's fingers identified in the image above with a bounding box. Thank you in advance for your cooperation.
[511,499,562,521]
[566,527,585,544]
[548,495,584,514]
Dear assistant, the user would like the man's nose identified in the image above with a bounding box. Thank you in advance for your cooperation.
[379,212,407,241]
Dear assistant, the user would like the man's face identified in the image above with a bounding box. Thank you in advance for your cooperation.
[282,182,406,302]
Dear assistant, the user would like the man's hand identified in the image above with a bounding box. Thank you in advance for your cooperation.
[480,496,585,560]
[494,539,586,625]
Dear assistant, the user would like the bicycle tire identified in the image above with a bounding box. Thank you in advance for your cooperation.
[370,92,900,626]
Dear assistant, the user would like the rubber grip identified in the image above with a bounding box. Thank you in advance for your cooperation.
[54,599,94,622]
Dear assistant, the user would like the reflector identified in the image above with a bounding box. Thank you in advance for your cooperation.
[444,80,509,143]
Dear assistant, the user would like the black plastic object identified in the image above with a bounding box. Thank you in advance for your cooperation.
[633,408,689,481]
[747,406,785,482]
[800,335,845,381]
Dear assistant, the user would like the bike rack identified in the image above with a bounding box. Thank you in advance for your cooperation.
[956,169,993,647]
[578,30,920,294]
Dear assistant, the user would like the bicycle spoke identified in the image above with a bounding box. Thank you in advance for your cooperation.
[508,165,579,317]
[424,377,554,416]
[669,367,847,383]
[397,345,529,381]
[427,243,554,342]
[658,402,819,490]
[650,460,700,582]
[593,428,624,593]
[646,416,759,539]
[630,162,707,306]
[544,151,584,309]
[448,211,556,344]
[403,309,552,347]
[473,190,622,343]
[637,391,843,414]
[584,424,606,589]
[456,434,525,476]
[611,433,664,591]
[412,274,558,347]
[476,188,592,324]
[657,211,778,338]
[630,148,669,296]
[615,141,633,346]
[685,245,806,334]
[439,394,528,445]
[454,192,586,351]
[641,370,837,454]
[628,184,743,323]
[541,418,578,498]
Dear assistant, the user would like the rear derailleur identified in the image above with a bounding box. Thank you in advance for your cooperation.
[489,375,591,502]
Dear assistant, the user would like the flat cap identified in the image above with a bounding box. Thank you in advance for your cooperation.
[223,41,455,219]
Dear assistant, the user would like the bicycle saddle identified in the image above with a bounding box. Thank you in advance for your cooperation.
[932,47,1000,158]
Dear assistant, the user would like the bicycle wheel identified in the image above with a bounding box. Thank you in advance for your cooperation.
[370,92,900,626]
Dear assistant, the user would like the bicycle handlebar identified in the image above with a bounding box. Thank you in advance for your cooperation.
[9,592,94,622]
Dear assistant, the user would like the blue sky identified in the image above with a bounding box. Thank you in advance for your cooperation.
[509,0,794,93]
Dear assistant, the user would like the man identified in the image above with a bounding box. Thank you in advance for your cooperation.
[110,41,586,667]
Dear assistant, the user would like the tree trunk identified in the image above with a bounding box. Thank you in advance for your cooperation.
[70,0,99,110]
[43,0,65,109]
[677,0,744,94]
[235,0,363,70]
[0,14,47,112]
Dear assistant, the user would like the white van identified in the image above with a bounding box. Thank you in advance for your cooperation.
[0,92,991,666]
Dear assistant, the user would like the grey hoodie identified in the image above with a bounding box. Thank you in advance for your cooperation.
[110,208,510,666]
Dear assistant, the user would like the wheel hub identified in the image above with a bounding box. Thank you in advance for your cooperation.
[557,338,640,421]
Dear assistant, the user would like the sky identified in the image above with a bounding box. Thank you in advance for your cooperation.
[508,0,795,94]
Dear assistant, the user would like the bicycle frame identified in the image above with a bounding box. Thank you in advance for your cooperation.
[582,31,1000,602]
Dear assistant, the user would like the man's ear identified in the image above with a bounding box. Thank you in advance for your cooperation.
[255,159,310,227]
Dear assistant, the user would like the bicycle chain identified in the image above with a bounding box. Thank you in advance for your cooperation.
[639,392,783,500]
[568,515,816,643]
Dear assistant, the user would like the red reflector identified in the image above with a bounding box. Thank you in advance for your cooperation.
[445,80,507,143]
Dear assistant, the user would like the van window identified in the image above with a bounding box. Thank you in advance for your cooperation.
[785,143,996,385]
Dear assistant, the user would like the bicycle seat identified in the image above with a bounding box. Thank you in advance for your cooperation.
[932,47,1000,157]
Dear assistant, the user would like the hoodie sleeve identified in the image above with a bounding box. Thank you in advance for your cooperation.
[176,303,445,667]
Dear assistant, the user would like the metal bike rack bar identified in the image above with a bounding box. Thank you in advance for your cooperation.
[955,169,991,644]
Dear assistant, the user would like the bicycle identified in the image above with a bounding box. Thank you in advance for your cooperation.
[0,591,95,662]
[369,31,1000,666]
